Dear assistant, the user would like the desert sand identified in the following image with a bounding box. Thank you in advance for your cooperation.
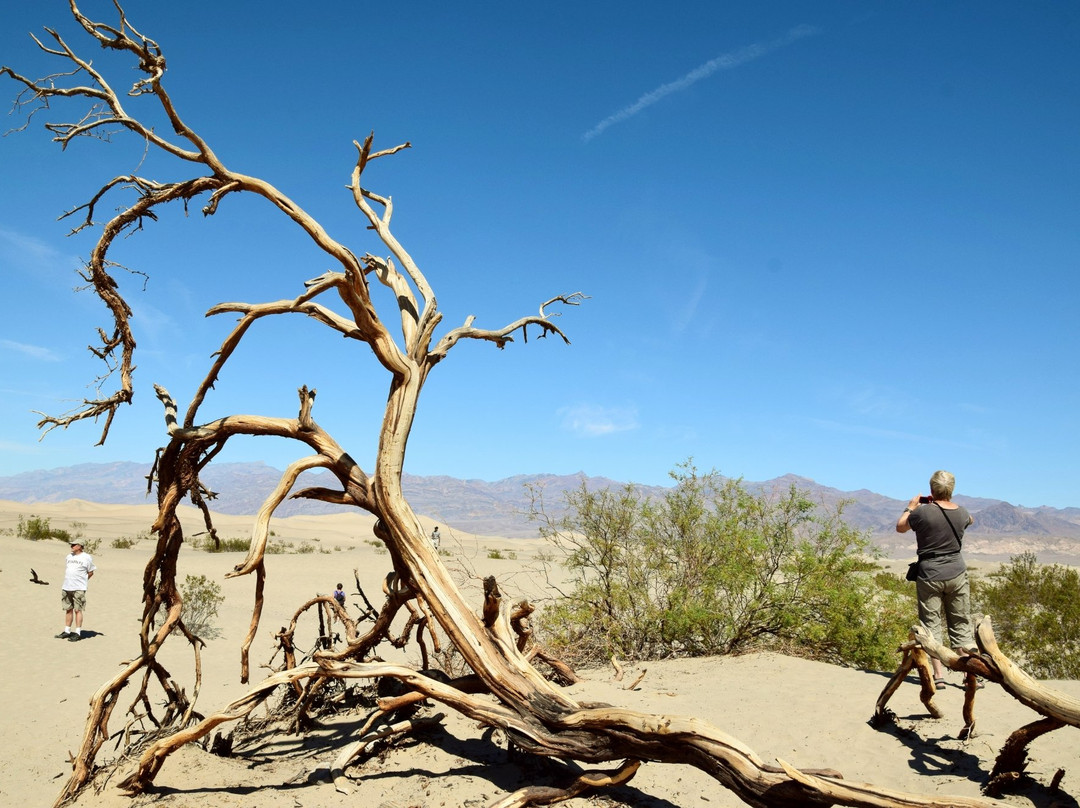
[1,498,1077,808]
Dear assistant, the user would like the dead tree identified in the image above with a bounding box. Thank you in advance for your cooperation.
[4,4,1014,807]
[873,616,1079,796]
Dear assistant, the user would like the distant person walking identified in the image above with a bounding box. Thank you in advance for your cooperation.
[333,583,346,607]
[57,541,96,642]
[430,526,441,550]
[896,470,976,688]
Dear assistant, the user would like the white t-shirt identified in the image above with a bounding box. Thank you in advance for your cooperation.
[63,552,97,591]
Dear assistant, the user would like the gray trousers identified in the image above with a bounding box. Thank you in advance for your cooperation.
[917,570,974,650]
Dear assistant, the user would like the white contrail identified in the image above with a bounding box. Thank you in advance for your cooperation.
[583,24,820,142]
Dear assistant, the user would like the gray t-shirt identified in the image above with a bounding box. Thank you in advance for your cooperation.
[908,503,970,581]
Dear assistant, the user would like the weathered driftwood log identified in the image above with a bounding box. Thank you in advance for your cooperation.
[114,657,1004,808]
[986,716,1066,797]
[872,635,944,723]
[332,713,447,794]
[876,616,1078,794]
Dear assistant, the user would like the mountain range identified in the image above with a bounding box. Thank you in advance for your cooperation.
[3,462,1080,562]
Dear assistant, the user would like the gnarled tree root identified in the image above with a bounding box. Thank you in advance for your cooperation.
[113,658,1004,808]
[332,713,446,794]
[874,637,943,723]
[875,616,1078,795]
[986,716,1065,798]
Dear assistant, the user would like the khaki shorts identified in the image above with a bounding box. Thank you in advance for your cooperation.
[62,590,87,612]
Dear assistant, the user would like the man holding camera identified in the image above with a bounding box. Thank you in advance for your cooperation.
[896,470,975,689]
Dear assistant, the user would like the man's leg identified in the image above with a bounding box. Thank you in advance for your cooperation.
[69,591,87,639]
[58,592,75,637]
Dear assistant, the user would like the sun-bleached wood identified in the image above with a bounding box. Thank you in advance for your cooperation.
[875,617,1078,794]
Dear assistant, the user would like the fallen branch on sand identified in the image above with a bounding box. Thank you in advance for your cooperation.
[874,615,1078,796]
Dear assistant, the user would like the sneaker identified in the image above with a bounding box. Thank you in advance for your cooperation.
[67,633,82,642]
[55,632,70,639]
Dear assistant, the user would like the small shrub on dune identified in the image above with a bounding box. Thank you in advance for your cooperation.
[17,514,55,541]
[179,574,224,640]
[531,462,912,671]
[973,552,1080,679]
[198,537,251,553]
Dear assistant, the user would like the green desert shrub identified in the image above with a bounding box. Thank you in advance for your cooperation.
[193,535,251,553]
[530,462,911,671]
[179,574,225,640]
[972,552,1080,679]
[16,515,94,548]
[17,514,54,540]
[79,537,100,554]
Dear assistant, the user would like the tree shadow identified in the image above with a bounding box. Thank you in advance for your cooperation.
[349,722,682,807]
[217,710,682,807]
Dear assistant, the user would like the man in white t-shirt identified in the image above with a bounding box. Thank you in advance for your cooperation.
[57,541,97,642]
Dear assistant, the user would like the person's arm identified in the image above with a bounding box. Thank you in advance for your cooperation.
[896,495,923,533]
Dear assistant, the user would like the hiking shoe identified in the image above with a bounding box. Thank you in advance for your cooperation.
[55,632,70,639]
[67,633,82,642]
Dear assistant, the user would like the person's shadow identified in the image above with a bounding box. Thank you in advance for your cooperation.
[71,630,104,639]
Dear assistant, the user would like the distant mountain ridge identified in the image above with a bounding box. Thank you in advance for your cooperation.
[3,462,1080,562]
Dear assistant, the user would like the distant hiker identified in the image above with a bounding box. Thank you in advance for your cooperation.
[333,583,346,607]
[57,541,96,641]
[896,470,977,689]
[430,526,441,550]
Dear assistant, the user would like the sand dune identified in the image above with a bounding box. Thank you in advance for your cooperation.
[1,499,1077,808]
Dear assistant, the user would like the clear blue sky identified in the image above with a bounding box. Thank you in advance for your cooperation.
[1,1,1078,508]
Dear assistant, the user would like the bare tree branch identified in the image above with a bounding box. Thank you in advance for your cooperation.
[430,292,589,364]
